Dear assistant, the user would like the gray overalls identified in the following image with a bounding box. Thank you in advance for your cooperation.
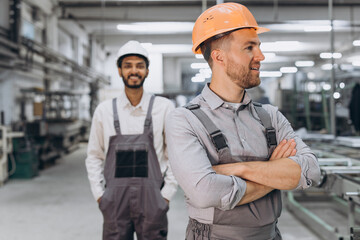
[99,96,168,240]
[185,102,282,240]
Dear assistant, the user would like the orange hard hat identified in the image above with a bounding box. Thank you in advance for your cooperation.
[192,2,270,54]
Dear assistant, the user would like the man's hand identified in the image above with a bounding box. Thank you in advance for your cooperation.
[270,139,296,161]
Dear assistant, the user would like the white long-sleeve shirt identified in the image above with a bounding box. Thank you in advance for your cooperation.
[86,90,178,201]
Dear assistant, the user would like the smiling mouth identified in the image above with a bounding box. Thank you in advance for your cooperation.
[251,67,259,71]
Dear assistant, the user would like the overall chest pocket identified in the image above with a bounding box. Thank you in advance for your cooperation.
[115,143,149,178]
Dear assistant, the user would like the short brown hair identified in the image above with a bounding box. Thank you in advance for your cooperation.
[200,30,235,68]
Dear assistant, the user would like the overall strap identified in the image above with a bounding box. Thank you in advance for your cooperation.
[112,98,121,134]
[185,104,227,151]
[252,102,277,148]
[144,95,155,128]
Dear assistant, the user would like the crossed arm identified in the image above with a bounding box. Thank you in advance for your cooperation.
[213,139,301,205]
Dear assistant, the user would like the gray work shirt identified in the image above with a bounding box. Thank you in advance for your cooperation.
[165,84,321,224]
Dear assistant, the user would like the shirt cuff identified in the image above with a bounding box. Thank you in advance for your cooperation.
[219,176,247,211]
[288,156,312,190]
[91,185,105,201]
[161,183,178,201]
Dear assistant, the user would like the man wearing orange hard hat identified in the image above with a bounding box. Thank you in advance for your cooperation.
[165,2,320,240]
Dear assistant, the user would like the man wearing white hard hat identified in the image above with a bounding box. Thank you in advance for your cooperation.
[86,40,177,240]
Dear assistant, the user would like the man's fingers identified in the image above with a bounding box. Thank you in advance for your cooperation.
[270,139,287,160]
[276,139,293,158]
[283,141,296,158]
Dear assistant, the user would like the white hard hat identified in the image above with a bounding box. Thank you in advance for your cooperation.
[117,40,149,60]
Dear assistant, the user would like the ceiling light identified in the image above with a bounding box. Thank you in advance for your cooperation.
[191,63,209,69]
[321,64,333,70]
[307,82,317,92]
[307,72,316,79]
[196,72,211,78]
[116,22,194,34]
[304,25,332,32]
[353,61,360,66]
[353,40,360,46]
[263,53,276,58]
[333,92,341,99]
[260,71,282,77]
[195,54,204,59]
[295,61,315,67]
[261,41,303,52]
[140,43,153,48]
[339,82,345,89]
[280,67,298,73]
[191,76,205,83]
[320,52,342,59]
[322,83,331,90]
[199,68,212,75]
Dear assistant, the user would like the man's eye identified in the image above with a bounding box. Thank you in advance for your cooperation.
[246,46,253,50]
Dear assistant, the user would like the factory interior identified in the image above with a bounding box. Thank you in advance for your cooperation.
[0,0,360,239]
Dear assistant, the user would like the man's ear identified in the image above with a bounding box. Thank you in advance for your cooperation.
[117,68,122,77]
[211,49,225,67]
[145,69,149,78]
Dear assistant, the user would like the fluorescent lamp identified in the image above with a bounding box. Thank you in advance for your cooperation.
[199,68,212,74]
[196,72,211,79]
[321,64,333,70]
[320,52,342,59]
[260,71,282,77]
[261,41,302,52]
[295,61,314,67]
[191,76,205,83]
[353,40,360,46]
[191,63,209,69]
[195,54,204,59]
[116,22,194,34]
[140,43,153,48]
[280,67,298,73]
[263,53,276,58]
[304,25,332,32]
[353,61,360,66]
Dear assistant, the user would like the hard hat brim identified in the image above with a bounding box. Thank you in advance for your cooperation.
[192,26,270,54]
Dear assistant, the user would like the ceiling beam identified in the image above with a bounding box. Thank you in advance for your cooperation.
[58,0,360,8]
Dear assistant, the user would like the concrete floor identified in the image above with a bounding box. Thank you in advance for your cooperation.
[0,144,321,240]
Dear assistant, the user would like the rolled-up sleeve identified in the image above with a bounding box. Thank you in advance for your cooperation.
[165,108,246,210]
[274,109,321,190]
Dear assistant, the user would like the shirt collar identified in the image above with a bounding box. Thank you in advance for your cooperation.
[119,89,150,110]
[201,83,252,110]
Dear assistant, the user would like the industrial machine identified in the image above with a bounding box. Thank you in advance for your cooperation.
[284,136,360,240]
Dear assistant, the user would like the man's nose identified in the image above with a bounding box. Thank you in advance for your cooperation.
[130,66,138,74]
[254,48,265,62]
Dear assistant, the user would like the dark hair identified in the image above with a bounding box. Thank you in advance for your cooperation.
[116,54,149,68]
